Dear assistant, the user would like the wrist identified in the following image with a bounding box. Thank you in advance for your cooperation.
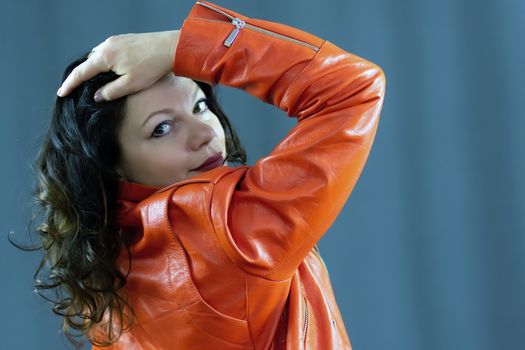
[166,30,180,74]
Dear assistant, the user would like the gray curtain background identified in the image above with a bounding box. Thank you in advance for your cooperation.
[1,0,523,349]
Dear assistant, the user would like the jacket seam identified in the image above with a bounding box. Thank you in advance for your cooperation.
[162,186,253,322]
[261,40,332,279]
[245,271,257,349]
[283,39,329,113]
[209,171,304,283]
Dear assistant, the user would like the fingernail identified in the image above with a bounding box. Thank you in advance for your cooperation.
[57,87,63,96]
[94,90,104,102]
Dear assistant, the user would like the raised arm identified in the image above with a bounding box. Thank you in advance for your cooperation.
[174,1,387,281]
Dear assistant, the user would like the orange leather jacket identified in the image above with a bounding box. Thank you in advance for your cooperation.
[92,1,386,349]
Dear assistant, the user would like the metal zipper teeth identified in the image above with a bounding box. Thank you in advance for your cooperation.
[196,1,320,51]
[303,295,309,343]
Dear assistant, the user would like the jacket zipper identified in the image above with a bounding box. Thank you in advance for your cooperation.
[302,295,310,346]
[196,1,320,51]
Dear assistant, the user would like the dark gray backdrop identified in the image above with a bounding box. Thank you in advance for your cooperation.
[1,0,523,349]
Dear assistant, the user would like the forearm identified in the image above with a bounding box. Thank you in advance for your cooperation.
[177,1,387,280]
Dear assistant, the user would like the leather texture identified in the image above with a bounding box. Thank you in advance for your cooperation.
[91,1,386,349]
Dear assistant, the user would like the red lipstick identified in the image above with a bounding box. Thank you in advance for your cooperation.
[191,152,223,171]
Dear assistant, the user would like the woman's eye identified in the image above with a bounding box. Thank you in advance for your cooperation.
[193,98,208,114]
[151,121,173,138]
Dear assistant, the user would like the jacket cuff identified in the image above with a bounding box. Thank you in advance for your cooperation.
[172,1,325,88]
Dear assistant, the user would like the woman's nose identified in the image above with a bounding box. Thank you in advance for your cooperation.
[189,119,216,150]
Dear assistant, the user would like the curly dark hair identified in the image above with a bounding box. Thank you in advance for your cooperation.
[11,51,247,348]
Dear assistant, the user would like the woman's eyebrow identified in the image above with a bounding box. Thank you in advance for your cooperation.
[142,108,175,128]
[141,85,200,128]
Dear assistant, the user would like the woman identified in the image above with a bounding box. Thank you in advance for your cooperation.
[39,0,386,348]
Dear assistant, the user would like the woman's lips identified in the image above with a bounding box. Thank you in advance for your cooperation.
[191,152,223,171]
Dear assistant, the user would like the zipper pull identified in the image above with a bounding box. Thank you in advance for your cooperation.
[224,17,245,47]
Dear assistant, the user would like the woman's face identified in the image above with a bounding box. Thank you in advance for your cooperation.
[115,73,227,187]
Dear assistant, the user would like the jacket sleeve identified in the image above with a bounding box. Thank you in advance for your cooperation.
[174,1,386,281]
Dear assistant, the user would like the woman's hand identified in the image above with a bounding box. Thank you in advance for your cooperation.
[56,30,180,101]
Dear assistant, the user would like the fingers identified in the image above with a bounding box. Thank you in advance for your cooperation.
[55,31,178,101]
[94,74,136,102]
[57,54,108,97]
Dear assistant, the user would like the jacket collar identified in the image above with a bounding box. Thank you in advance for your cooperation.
[118,179,161,203]
[116,164,247,204]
